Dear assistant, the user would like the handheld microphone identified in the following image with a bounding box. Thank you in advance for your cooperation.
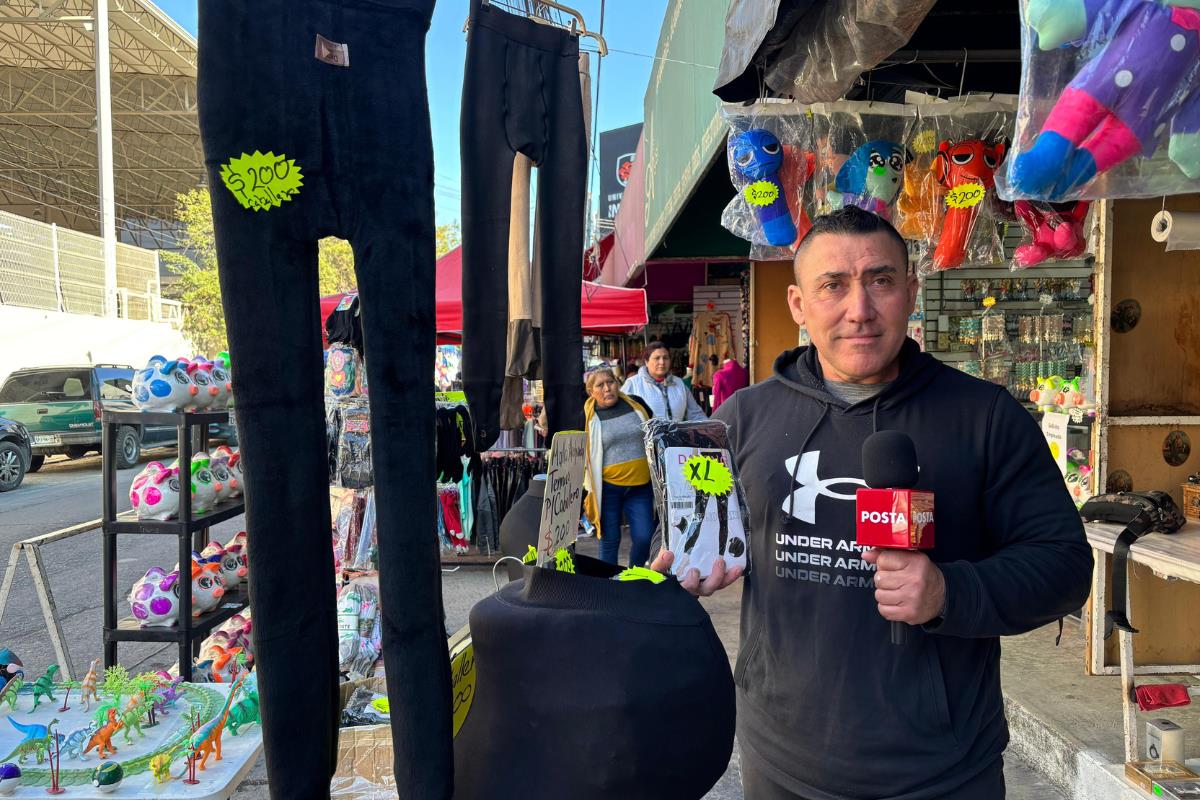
[855,431,935,646]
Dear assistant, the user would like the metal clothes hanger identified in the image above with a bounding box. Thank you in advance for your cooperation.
[471,0,608,56]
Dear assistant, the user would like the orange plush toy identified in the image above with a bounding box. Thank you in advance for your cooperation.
[931,138,1007,270]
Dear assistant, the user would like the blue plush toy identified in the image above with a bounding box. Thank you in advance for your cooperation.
[827,140,908,220]
[729,129,797,246]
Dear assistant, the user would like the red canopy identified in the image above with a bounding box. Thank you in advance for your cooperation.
[322,246,647,345]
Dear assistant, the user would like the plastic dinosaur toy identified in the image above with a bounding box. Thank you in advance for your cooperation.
[1013,200,1091,267]
[79,658,101,710]
[28,665,59,712]
[4,735,56,765]
[118,698,148,744]
[82,709,123,760]
[0,676,22,711]
[227,679,260,737]
[61,722,98,761]
[151,673,185,716]
[1010,0,1200,198]
[189,676,244,770]
[932,138,1007,270]
[2,718,59,763]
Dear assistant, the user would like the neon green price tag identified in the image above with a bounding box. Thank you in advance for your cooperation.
[370,697,390,715]
[554,548,576,574]
[743,180,779,207]
[945,182,985,209]
[220,151,304,211]
[683,455,733,496]
[616,566,666,584]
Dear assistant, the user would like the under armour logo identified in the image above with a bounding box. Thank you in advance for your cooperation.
[782,451,866,524]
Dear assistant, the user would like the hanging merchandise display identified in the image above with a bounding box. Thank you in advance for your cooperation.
[461,0,589,450]
[909,97,1017,273]
[720,101,815,261]
[810,101,915,223]
[1012,200,1092,267]
[452,554,736,799]
[197,0,450,795]
[644,419,752,581]
[1000,0,1200,201]
[689,310,737,391]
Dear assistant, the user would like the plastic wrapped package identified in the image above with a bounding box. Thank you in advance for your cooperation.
[331,487,366,574]
[810,101,915,222]
[998,0,1200,202]
[714,0,938,103]
[1012,200,1092,268]
[643,418,751,580]
[721,101,815,261]
[325,343,361,398]
[336,579,383,680]
[907,96,1017,274]
[337,403,373,489]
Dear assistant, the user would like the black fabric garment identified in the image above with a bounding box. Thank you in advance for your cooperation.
[197,2,450,797]
[461,0,587,449]
[454,554,735,798]
[714,339,1092,800]
[498,474,544,581]
[741,754,1006,800]
[325,293,364,355]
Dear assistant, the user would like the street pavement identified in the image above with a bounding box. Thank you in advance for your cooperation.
[1,465,1061,798]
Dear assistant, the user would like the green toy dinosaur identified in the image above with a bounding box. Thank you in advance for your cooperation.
[119,699,148,744]
[0,675,23,711]
[28,664,59,712]
[226,692,259,736]
[4,733,59,765]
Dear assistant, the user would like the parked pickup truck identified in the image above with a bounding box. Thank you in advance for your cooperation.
[0,364,178,471]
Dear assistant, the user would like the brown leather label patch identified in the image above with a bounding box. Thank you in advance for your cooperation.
[315,34,350,67]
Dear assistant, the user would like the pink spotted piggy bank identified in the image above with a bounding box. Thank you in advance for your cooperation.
[190,559,225,617]
[133,467,180,521]
[129,567,181,627]
[129,461,168,509]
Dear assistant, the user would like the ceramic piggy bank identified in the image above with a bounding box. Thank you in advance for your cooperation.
[201,541,248,590]
[210,353,234,410]
[213,446,243,498]
[1029,375,1063,413]
[1054,376,1096,417]
[190,459,218,513]
[207,455,236,504]
[128,461,168,510]
[129,567,181,627]
[184,358,221,411]
[228,531,249,575]
[190,559,225,617]
[132,356,198,412]
[133,467,180,521]
[205,645,246,683]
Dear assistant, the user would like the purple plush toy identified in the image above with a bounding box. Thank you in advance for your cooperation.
[1012,0,1200,198]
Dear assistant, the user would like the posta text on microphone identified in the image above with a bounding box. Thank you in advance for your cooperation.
[855,488,935,549]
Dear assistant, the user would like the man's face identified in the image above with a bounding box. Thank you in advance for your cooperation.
[788,231,917,384]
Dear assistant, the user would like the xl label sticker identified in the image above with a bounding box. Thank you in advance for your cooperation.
[220,151,304,211]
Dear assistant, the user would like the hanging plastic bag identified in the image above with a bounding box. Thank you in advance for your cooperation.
[643,418,751,581]
[720,100,816,261]
[997,0,1200,201]
[1012,200,1092,268]
[909,96,1017,274]
[809,100,915,223]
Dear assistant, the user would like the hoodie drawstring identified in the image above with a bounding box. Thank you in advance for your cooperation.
[871,395,882,434]
[786,402,831,521]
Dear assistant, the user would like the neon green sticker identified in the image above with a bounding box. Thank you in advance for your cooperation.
[554,548,576,574]
[522,545,537,565]
[944,182,986,209]
[371,697,390,714]
[220,151,304,211]
[684,454,733,497]
[616,566,665,584]
[743,180,779,207]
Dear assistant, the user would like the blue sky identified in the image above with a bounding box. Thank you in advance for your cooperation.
[154,0,670,227]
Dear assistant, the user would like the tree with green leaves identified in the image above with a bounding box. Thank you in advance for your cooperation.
[163,189,463,356]
[132,674,161,726]
[100,665,131,705]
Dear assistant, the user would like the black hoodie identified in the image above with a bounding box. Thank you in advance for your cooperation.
[715,339,1092,799]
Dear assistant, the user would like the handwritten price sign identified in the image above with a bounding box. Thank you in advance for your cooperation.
[219,151,304,212]
[944,182,986,209]
[537,431,587,566]
[743,180,779,207]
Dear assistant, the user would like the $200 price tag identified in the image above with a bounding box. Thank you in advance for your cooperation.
[944,182,986,209]
[220,151,304,212]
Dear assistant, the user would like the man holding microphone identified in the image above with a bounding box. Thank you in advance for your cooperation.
[654,207,1092,799]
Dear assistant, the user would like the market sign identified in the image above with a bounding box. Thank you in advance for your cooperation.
[1041,411,1069,475]
[599,123,643,222]
[537,430,587,566]
[642,0,728,258]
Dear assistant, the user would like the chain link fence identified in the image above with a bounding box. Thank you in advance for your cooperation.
[0,209,171,323]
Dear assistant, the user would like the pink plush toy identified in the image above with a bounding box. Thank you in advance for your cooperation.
[1013,200,1091,266]
[1012,0,1200,198]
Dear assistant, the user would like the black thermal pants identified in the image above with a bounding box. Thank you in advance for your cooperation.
[197,1,451,797]
[741,755,1006,800]
[461,0,587,449]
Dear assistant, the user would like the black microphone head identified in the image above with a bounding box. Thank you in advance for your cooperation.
[862,431,918,489]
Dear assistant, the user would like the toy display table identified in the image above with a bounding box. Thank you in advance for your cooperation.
[0,681,261,799]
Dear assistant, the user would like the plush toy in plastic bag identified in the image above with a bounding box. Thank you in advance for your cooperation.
[1013,200,1091,267]
[908,96,1017,273]
[896,128,944,242]
[810,101,915,224]
[721,102,815,260]
[1001,0,1200,201]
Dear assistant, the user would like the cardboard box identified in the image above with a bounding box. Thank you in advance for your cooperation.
[333,676,393,796]
[1127,761,1197,793]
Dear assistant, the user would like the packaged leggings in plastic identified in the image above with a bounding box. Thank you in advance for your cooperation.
[337,404,373,489]
[999,0,1200,202]
[643,418,751,580]
[810,101,916,224]
[721,100,815,261]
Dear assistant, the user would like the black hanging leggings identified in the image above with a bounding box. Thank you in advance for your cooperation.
[197,1,451,797]
[461,0,587,450]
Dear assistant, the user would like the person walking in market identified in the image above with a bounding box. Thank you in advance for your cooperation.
[581,367,656,567]
[621,341,707,421]
[711,354,750,412]
[653,207,1093,800]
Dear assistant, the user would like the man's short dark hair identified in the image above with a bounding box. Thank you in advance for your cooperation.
[793,206,908,283]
